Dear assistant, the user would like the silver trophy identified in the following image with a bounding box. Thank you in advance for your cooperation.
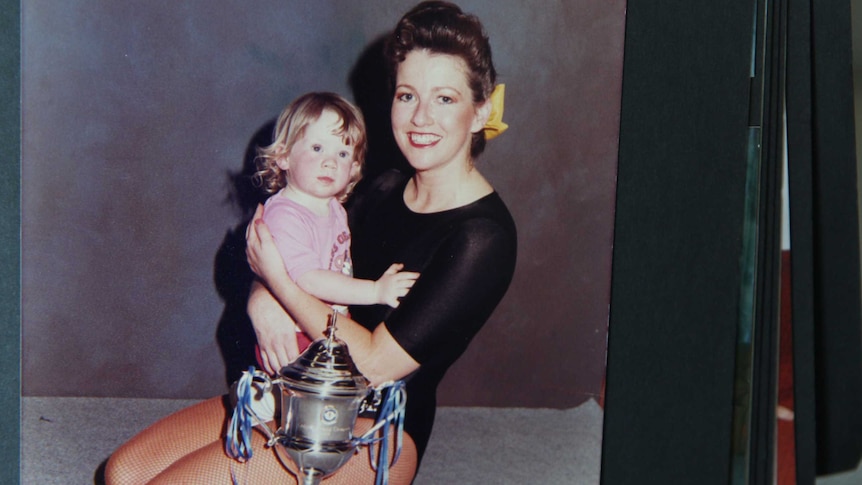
[228,314,405,485]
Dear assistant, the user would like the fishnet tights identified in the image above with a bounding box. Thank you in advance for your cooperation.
[104,396,417,484]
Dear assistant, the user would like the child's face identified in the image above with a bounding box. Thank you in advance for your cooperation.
[279,109,360,201]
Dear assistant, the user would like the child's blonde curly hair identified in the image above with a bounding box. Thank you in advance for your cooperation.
[253,92,367,203]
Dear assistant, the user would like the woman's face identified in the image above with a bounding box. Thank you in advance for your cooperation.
[391,50,486,173]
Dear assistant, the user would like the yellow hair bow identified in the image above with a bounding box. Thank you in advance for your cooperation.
[483,84,508,140]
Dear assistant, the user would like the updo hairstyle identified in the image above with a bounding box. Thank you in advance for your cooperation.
[384,1,497,158]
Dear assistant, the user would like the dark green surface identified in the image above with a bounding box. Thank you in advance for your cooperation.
[601,2,753,483]
[0,0,20,483]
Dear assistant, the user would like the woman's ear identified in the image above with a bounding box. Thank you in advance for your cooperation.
[471,99,493,134]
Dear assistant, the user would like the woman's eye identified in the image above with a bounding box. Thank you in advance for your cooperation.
[397,92,414,102]
[439,96,454,104]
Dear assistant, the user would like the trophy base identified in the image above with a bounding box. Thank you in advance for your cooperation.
[273,435,357,484]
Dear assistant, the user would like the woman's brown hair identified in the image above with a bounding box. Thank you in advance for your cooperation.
[384,1,497,158]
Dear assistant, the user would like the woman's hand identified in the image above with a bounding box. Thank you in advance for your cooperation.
[247,280,300,375]
[246,204,302,373]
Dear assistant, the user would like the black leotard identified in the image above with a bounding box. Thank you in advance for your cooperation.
[347,170,518,461]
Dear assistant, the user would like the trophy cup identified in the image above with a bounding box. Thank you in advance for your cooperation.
[226,313,406,485]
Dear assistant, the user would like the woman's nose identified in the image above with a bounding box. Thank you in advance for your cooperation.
[411,100,432,126]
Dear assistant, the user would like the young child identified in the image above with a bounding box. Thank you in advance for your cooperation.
[252,92,419,366]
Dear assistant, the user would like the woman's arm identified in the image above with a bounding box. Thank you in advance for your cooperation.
[246,280,300,375]
[352,208,518,368]
[246,206,420,386]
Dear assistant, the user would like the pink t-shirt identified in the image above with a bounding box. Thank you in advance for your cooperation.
[262,190,353,283]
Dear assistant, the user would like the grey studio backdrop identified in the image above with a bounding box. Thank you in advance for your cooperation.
[22,0,625,408]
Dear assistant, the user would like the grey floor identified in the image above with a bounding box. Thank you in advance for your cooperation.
[21,396,862,484]
[22,396,604,484]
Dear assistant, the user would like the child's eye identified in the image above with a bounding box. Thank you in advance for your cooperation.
[338,151,350,159]
[312,145,322,152]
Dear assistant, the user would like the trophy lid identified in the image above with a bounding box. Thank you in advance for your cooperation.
[278,313,369,396]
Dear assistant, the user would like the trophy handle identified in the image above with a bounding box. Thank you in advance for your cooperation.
[225,368,281,460]
[359,386,382,415]
[354,380,407,485]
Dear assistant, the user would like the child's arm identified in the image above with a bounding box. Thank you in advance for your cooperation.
[297,263,419,308]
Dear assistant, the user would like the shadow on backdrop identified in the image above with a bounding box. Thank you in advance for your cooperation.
[214,119,273,386]
[347,35,410,189]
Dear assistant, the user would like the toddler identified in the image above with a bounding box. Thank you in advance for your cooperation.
[253,92,418,367]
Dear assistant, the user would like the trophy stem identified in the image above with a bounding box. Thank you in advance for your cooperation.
[299,468,324,485]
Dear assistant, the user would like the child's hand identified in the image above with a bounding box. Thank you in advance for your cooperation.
[374,263,420,308]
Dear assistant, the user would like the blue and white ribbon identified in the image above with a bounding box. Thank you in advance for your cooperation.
[356,380,408,485]
[225,367,271,462]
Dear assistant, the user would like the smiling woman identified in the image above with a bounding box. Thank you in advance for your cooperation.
[104,3,518,483]
[244,0,517,473]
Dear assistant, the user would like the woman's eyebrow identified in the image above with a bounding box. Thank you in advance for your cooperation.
[395,83,463,96]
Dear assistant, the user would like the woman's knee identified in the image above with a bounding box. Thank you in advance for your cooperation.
[103,445,142,485]
[103,397,229,484]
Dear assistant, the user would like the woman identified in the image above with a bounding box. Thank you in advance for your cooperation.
[105,2,516,483]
